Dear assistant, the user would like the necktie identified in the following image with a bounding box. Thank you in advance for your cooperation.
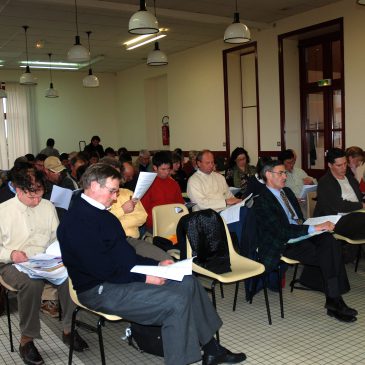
[280,190,303,225]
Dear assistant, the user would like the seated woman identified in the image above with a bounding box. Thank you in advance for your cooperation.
[225,147,256,197]
[171,152,187,192]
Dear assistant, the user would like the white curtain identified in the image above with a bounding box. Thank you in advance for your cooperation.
[0,100,8,169]
[6,83,38,167]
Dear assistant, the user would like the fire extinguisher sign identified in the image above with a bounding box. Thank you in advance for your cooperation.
[162,115,170,146]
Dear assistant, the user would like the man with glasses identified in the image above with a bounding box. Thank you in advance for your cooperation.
[278,149,316,199]
[58,163,246,365]
[254,160,357,323]
[0,168,88,365]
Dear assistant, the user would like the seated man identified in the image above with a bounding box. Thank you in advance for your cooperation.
[0,168,88,365]
[254,160,357,323]
[315,148,364,215]
[187,150,241,212]
[57,163,246,365]
[141,151,185,231]
[278,149,316,198]
[135,149,153,173]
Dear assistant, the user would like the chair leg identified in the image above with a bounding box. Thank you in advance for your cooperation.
[355,245,362,272]
[97,318,106,365]
[219,283,224,299]
[262,275,272,325]
[277,267,284,319]
[210,281,219,343]
[68,307,80,365]
[290,264,299,292]
[232,282,239,311]
[5,290,14,352]
[249,276,259,304]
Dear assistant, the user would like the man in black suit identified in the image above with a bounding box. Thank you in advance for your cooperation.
[254,160,357,323]
[314,148,365,240]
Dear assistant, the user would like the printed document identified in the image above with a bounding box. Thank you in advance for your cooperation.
[131,258,193,281]
[220,193,253,224]
[299,184,317,199]
[132,172,157,200]
[50,185,73,210]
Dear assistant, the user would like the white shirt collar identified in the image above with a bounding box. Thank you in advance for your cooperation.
[81,193,106,210]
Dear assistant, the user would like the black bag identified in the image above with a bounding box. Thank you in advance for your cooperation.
[127,323,164,357]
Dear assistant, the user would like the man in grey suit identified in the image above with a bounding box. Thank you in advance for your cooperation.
[254,160,357,323]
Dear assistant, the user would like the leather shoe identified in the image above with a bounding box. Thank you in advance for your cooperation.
[62,330,89,352]
[325,298,358,317]
[327,309,357,323]
[19,341,44,365]
[202,349,247,365]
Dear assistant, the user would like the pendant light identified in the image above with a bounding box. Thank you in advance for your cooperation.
[45,53,59,98]
[129,0,159,35]
[146,1,167,66]
[19,26,37,85]
[0,83,7,99]
[83,31,99,88]
[147,41,168,66]
[224,0,251,44]
[67,0,90,62]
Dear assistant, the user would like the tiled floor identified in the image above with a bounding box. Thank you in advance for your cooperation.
[1,260,364,365]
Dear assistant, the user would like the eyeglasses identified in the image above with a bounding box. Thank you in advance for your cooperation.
[24,189,44,199]
[269,170,287,176]
[103,185,119,194]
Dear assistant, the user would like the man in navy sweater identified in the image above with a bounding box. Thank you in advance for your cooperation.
[57,163,246,365]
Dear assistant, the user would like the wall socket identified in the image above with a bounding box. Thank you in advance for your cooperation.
[277,141,281,146]
[222,142,226,147]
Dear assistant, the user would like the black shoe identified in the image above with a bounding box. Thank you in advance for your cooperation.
[202,349,247,365]
[327,309,357,323]
[19,341,44,365]
[62,330,89,352]
[325,298,358,317]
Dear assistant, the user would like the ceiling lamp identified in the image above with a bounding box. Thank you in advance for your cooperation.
[0,83,6,99]
[67,0,90,62]
[129,0,159,35]
[19,26,37,85]
[45,53,59,98]
[224,0,251,44]
[83,31,99,88]
[147,41,168,66]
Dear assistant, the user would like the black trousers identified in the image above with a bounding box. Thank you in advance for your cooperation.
[283,232,349,298]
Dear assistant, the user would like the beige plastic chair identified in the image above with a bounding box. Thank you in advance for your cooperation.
[68,278,123,365]
[0,276,18,352]
[152,203,189,259]
[306,191,317,218]
[333,234,365,272]
[186,220,271,333]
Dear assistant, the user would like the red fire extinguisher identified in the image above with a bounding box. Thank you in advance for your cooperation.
[162,115,170,146]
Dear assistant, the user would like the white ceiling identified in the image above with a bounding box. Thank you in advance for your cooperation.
[0,0,342,73]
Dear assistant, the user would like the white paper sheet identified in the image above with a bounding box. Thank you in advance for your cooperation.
[220,193,253,224]
[46,240,62,257]
[131,258,193,281]
[299,184,317,199]
[50,185,73,210]
[132,172,157,200]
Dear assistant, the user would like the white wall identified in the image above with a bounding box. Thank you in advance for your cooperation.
[1,69,118,154]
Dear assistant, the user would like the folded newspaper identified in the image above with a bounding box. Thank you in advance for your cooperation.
[13,241,67,285]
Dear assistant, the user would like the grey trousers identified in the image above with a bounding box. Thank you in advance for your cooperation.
[0,264,76,339]
[127,237,172,261]
[78,275,222,365]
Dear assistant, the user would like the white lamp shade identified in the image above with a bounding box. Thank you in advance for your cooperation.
[45,83,59,98]
[0,89,7,99]
[147,42,168,66]
[83,69,99,87]
[224,13,251,44]
[67,38,90,62]
[129,10,159,34]
[20,66,37,85]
